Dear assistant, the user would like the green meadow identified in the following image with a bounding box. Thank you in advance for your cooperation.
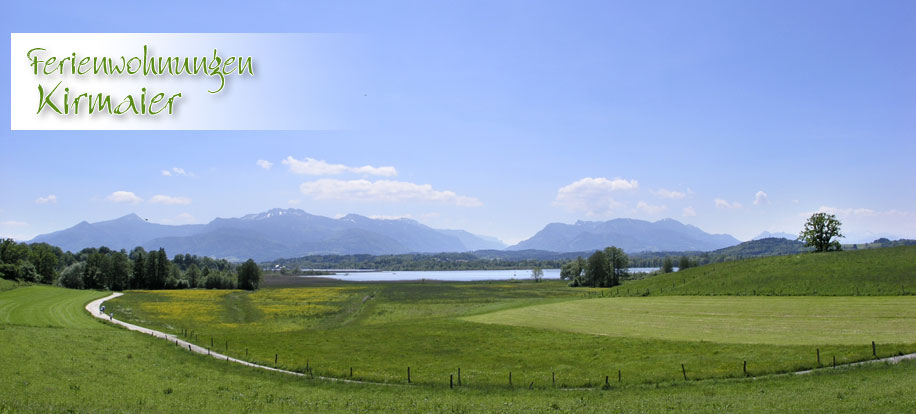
[105,277,916,387]
[4,247,916,412]
[465,296,916,345]
[4,283,916,413]
[614,246,916,296]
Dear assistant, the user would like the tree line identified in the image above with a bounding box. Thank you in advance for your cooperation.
[0,238,261,291]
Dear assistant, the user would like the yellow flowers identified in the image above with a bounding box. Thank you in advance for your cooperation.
[131,287,365,328]
[251,287,362,318]
[136,290,233,324]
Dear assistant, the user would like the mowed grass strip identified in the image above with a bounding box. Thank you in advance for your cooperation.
[465,296,916,345]
[0,285,107,329]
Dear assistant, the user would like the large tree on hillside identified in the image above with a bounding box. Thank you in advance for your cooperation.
[799,213,843,252]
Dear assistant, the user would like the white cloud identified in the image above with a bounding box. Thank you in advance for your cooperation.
[283,156,398,177]
[107,191,143,204]
[256,159,274,170]
[0,221,28,227]
[754,190,770,206]
[682,206,697,217]
[714,198,742,209]
[35,194,57,204]
[636,201,667,215]
[653,188,686,199]
[287,199,301,205]
[162,167,192,177]
[149,195,192,205]
[554,177,639,216]
[299,179,482,206]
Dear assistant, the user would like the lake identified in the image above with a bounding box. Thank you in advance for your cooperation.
[308,267,664,282]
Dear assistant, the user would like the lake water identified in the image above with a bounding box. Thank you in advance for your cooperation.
[312,267,664,282]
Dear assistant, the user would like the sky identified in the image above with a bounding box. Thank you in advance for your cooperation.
[2,0,914,245]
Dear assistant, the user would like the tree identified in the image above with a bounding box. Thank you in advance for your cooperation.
[661,257,674,273]
[799,213,843,252]
[58,263,85,289]
[603,246,628,287]
[531,267,544,283]
[237,259,261,290]
[678,255,690,271]
[585,250,610,287]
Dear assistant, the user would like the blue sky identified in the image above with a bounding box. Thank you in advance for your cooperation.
[2,0,914,244]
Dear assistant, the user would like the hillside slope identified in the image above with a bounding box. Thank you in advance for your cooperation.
[614,246,916,296]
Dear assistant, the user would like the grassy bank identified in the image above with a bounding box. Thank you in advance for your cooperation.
[614,246,916,296]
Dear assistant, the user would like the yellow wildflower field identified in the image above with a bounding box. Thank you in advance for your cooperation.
[134,290,234,324]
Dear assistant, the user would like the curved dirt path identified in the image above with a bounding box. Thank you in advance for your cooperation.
[86,293,916,387]
[85,293,385,385]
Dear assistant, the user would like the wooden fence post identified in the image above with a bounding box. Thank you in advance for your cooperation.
[458,367,461,386]
[509,372,512,386]
[743,360,747,376]
[872,341,877,358]
[275,353,278,365]
[450,374,453,389]
[407,367,411,383]
[618,370,621,382]
[681,364,687,380]
[817,348,820,365]
[833,355,836,368]
[552,371,555,387]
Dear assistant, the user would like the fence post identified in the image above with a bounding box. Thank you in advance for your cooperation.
[275,353,278,365]
[872,341,877,358]
[817,348,820,366]
[605,376,609,387]
[552,371,555,387]
[743,360,747,376]
[458,367,461,386]
[211,337,213,347]
[450,374,453,389]
[833,355,836,368]
[350,367,353,377]
[188,344,191,352]
[681,364,687,380]
[509,372,512,386]
[618,369,621,383]
[408,366,411,383]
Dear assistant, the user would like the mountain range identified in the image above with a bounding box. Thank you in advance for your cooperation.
[29,210,746,261]
[508,218,740,252]
[30,209,506,261]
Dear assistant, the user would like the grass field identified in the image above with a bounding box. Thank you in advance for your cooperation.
[0,286,107,329]
[465,296,916,345]
[5,285,916,413]
[105,277,916,387]
[612,246,916,297]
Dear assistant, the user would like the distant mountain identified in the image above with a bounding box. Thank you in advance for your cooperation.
[28,209,505,262]
[436,229,507,250]
[31,214,204,253]
[752,231,796,241]
[509,218,740,253]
